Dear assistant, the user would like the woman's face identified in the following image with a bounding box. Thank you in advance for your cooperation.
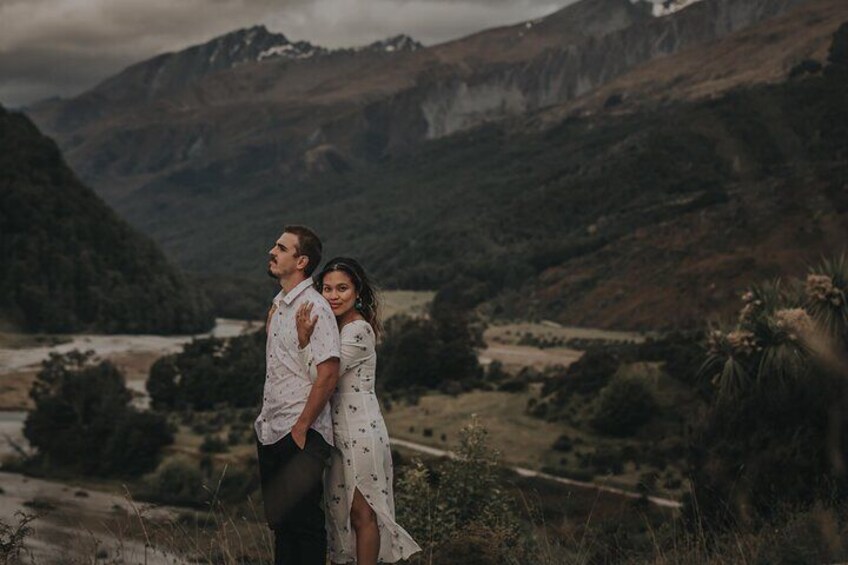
[321,270,357,318]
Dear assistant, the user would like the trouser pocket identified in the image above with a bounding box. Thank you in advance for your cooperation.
[256,431,331,529]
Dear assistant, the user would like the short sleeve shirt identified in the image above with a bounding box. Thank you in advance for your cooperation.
[255,277,341,446]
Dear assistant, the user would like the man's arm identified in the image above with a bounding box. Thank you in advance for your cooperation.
[291,357,340,449]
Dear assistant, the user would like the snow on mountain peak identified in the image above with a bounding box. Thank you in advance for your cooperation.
[195,27,422,67]
[358,34,423,54]
[642,0,707,17]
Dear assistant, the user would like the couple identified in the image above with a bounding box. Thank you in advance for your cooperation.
[255,225,420,565]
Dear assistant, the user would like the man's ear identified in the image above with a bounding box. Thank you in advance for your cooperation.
[296,254,310,273]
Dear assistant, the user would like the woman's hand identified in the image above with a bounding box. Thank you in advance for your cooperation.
[296,302,318,348]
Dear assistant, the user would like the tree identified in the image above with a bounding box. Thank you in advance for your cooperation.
[827,22,848,69]
[146,331,266,411]
[0,106,214,334]
[24,350,172,476]
[591,377,657,437]
[377,316,442,390]
[377,307,483,393]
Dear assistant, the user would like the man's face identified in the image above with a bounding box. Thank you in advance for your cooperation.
[267,232,305,280]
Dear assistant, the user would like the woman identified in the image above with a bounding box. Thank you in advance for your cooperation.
[295,257,420,565]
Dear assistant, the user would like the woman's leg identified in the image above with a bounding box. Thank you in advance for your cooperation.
[349,488,380,565]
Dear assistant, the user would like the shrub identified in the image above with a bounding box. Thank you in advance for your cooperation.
[211,464,259,505]
[588,448,625,475]
[552,435,573,453]
[484,360,509,384]
[200,435,228,454]
[497,378,528,393]
[0,512,35,563]
[141,458,205,507]
[227,429,243,446]
[590,378,657,437]
[395,417,525,560]
[100,411,174,476]
[540,348,620,404]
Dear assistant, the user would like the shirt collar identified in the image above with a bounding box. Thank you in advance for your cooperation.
[276,277,315,307]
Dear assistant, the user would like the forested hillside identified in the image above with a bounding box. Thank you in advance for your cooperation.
[0,106,214,333]
[158,46,847,329]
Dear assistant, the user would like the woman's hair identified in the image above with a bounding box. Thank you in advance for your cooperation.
[315,257,382,340]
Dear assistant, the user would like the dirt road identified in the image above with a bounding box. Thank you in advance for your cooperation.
[389,437,682,509]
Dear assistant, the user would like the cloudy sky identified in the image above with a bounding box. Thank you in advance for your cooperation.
[0,0,574,108]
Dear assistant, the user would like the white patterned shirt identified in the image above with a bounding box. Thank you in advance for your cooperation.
[255,277,341,446]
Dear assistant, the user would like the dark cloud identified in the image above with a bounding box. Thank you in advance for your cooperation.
[0,0,569,108]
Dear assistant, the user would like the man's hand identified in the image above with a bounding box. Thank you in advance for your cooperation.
[266,304,278,335]
[291,421,308,450]
[296,302,318,349]
[292,358,340,451]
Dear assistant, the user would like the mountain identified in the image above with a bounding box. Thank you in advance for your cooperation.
[26,0,807,203]
[0,106,214,334]
[27,27,421,133]
[536,0,848,120]
[19,0,848,330]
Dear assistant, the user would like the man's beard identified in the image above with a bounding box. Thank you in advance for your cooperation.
[267,267,277,279]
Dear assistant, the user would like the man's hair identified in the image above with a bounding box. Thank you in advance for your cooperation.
[284,225,322,276]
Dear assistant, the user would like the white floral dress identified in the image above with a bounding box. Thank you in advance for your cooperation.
[301,319,420,563]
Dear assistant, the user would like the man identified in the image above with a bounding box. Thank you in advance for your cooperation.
[255,225,341,564]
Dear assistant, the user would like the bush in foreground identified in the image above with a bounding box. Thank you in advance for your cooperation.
[395,417,528,562]
[690,256,848,527]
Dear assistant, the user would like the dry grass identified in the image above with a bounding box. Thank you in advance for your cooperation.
[380,290,435,320]
[385,387,564,470]
[0,332,70,349]
[384,379,691,498]
[485,322,648,347]
[0,370,35,410]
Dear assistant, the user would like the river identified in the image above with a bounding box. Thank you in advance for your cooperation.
[0,319,255,563]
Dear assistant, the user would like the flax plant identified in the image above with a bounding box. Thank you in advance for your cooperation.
[806,254,848,341]
[699,276,833,404]
[690,256,848,531]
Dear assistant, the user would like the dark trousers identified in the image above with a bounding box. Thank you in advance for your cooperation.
[256,429,332,565]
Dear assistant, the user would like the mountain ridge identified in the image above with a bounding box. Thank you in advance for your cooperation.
[26,0,812,205]
[18,0,848,330]
[0,105,215,334]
